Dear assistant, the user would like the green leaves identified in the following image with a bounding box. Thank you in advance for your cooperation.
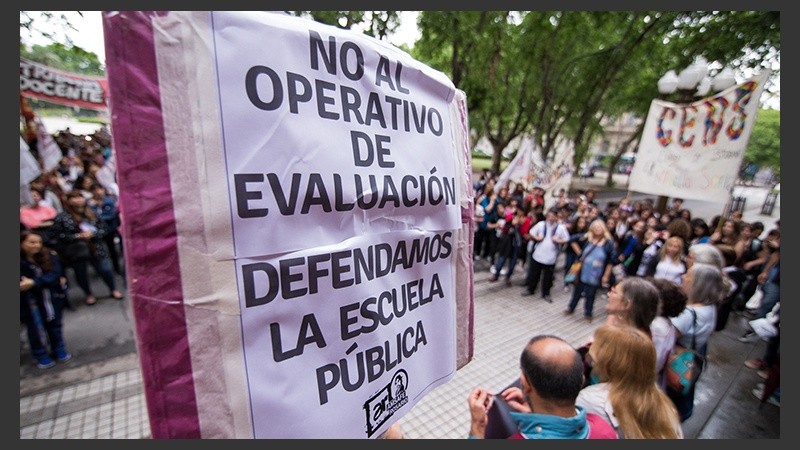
[745,109,780,179]
[21,42,103,76]
[20,11,102,75]
[413,11,779,175]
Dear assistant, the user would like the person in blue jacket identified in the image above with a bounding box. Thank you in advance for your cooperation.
[20,230,72,369]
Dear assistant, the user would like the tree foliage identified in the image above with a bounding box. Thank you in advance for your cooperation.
[20,11,104,75]
[415,11,541,173]
[413,11,780,176]
[287,11,401,40]
[744,108,780,178]
[20,42,104,76]
[20,11,79,46]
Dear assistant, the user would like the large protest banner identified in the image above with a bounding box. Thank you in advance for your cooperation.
[628,71,770,203]
[19,58,108,110]
[103,11,474,438]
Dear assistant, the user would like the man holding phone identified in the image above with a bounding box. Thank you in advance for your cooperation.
[466,335,617,439]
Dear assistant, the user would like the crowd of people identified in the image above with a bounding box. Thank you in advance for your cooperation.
[19,126,123,370]
[464,171,780,439]
[19,125,779,437]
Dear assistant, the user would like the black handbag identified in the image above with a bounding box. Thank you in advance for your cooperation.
[61,240,92,263]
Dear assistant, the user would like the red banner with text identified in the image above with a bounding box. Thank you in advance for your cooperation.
[20,58,108,110]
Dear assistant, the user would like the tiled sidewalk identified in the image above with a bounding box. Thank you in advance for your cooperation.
[19,256,778,438]
[18,257,604,439]
[20,367,149,439]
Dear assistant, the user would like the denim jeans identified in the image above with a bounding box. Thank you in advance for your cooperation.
[756,279,779,319]
[563,252,577,286]
[23,299,66,360]
[494,245,520,280]
[69,256,117,296]
[568,282,600,318]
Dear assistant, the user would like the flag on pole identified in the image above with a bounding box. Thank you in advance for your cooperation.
[495,136,533,193]
[540,141,575,211]
[95,153,119,198]
[495,136,574,207]
[20,136,41,205]
[34,115,64,173]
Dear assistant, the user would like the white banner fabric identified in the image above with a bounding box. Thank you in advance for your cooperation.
[161,12,464,438]
[628,71,770,203]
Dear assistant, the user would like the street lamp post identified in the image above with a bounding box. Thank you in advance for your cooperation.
[653,58,737,214]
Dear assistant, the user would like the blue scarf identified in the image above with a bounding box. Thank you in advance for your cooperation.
[509,406,590,439]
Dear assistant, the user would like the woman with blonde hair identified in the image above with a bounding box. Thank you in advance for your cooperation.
[652,236,687,285]
[577,325,683,439]
[564,219,616,322]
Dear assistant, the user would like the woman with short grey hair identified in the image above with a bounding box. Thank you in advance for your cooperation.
[667,262,726,422]
[687,242,734,302]
[686,243,724,270]
[682,263,727,311]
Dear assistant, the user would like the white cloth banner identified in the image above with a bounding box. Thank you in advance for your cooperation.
[34,115,64,173]
[540,141,574,210]
[105,10,470,439]
[162,11,462,438]
[495,137,574,203]
[495,137,533,193]
[628,71,770,202]
[209,12,461,437]
[20,136,41,205]
[94,153,119,198]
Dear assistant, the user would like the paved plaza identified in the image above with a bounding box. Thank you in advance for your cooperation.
[20,173,780,438]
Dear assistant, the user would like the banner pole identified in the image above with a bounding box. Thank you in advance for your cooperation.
[715,181,737,237]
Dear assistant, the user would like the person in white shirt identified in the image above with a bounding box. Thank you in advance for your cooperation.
[653,236,686,285]
[522,208,569,302]
[649,278,688,391]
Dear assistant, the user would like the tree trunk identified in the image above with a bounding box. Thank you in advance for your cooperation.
[491,141,504,176]
[604,119,645,187]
